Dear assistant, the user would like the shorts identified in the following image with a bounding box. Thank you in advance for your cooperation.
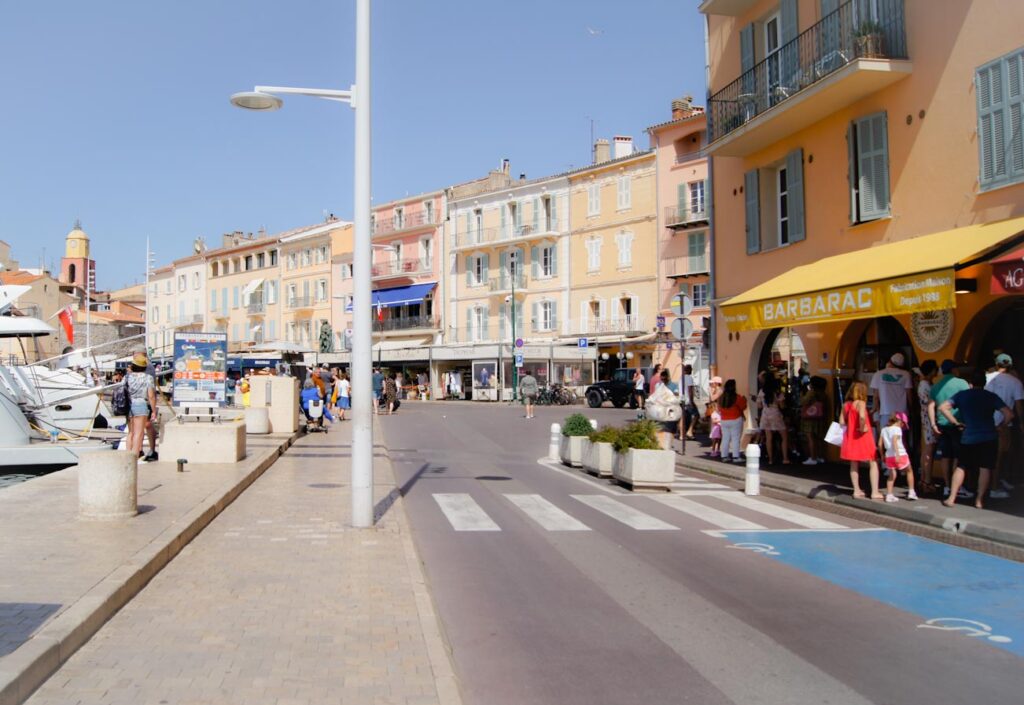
[129,400,149,417]
[339,397,350,409]
[884,454,911,471]
[523,394,536,405]
[958,440,997,473]
[934,425,961,460]
[660,420,679,434]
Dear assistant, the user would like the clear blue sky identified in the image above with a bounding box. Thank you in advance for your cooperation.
[0,1,705,290]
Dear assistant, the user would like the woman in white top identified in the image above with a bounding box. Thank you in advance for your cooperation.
[336,372,351,421]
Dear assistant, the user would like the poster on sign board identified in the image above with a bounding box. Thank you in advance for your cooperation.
[172,333,228,407]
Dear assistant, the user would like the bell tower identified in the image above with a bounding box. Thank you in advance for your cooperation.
[60,219,95,291]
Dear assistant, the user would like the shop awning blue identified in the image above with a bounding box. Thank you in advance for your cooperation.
[345,282,436,312]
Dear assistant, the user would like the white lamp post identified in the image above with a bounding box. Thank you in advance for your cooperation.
[231,0,375,528]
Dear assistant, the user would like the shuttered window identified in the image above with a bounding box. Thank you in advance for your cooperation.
[744,169,760,254]
[977,48,1024,191]
[848,112,890,222]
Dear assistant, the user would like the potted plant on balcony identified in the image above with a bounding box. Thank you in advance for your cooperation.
[854,19,884,58]
[583,425,619,478]
[612,419,675,491]
[559,413,593,468]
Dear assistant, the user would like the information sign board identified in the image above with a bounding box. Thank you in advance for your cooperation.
[172,332,228,407]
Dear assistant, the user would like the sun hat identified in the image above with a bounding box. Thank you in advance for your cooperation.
[996,353,1013,367]
[132,352,148,367]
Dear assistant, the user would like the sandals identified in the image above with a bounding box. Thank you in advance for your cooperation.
[870,493,885,501]
[852,491,867,499]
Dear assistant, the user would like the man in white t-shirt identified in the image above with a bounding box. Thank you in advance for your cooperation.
[870,353,913,428]
[985,353,1024,496]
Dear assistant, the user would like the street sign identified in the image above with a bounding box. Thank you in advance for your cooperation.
[656,315,666,329]
[666,341,674,350]
[514,353,524,368]
[577,338,588,349]
[671,317,694,341]
[672,294,694,317]
[515,338,524,348]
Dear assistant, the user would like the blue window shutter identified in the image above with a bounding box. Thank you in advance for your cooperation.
[466,255,473,286]
[531,302,539,331]
[740,24,755,94]
[550,301,558,331]
[786,148,805,243]
[499,251,508,288]
[550,244,559,277]
[516,301,524,334]
[532,198,539,232]
[531,246,539,278]
[847,123,857,222]
[780,0,799,86]
[820,0,838,13]
[500,205,507,238]
[856,112,890,219]
[515,201,523,230]
[677,183,688,218]
[977,57,1008,188]
[482,253,490,280]
[550,195,558,230]
[820,0,840,56]
[1008,51,1024,179]
[744,169,760,254]
[499,303,507,339]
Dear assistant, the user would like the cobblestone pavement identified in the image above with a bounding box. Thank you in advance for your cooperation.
[26,425,457,705]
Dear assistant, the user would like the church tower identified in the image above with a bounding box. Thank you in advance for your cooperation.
[60,219,95,292]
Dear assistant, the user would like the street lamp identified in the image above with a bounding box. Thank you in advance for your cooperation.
[231,0,375,528]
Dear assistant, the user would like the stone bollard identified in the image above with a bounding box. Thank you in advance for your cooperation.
[549,423,561,461]
[245,406,270,435]
[744,443,761,496]
[589,419,598,430]
[79,450,138,520]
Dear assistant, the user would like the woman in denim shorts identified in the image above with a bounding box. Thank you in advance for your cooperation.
[125,352,157,459]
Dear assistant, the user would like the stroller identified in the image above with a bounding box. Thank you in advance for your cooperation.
[304,398,328,433]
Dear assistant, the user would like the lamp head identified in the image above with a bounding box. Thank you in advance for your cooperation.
[230,91,283,111]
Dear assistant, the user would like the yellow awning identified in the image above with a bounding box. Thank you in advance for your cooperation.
[721,216,1024,332]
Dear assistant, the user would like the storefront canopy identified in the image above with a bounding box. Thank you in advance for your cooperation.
[991,246,1024,295]
[345,282,436,312]
[722,216,1024,332]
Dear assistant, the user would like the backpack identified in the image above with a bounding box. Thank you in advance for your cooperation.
[111,378,130,416]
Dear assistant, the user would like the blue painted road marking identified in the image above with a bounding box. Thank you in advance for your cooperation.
[719,529,1024,658]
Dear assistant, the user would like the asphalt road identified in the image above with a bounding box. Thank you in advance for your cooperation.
[383,401,1024,705]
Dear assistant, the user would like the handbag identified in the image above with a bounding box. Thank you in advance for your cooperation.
[646,401,681,423]
[802,400,824,419]
[824,421,845,446]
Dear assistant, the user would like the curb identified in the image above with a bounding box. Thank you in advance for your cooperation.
[0,432,299,705]
[676,455,1024,551]
[375,418,464,705]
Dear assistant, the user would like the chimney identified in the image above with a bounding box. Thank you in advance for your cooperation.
[593,138,610,164]
[519,173,527,182]
[501,159,510,175]
[671,94,697,120]
[613,136,633,159]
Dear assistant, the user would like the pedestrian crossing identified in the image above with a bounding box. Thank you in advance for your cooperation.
[430,489,849,534]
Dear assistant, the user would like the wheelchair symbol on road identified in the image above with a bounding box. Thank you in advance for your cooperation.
[727,542,780,556]
[917,617,1012,643]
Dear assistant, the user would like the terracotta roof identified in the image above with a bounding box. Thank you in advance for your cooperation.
[0,271,44,285]
[646,108,706,133]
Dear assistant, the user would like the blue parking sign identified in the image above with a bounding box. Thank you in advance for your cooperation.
[578,338,588,349]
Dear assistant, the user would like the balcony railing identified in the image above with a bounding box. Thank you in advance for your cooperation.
[663,255,709,278]
[371,258,432,279]
[375,315,438,332]
[674,149,706,165]
[246,302,265,315]
[708,0,907,144]
[372,210,436,236]
[570,316,647,336]
[288,296,313,309]
[665,205,709,228]
[488,273,528,292]
[453,222,558,250]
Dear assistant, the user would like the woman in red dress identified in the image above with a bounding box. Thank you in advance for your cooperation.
[841,381,882,500]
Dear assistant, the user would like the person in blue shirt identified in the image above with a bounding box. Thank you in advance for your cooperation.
[938,369,1013,509]
[372,368,385,414]
[300,379,324,428]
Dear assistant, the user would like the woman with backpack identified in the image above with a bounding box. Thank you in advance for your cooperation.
[125,352,157,460]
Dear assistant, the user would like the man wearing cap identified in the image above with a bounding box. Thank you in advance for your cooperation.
[870,353,913,421]
[929,360,971,499]
[985,353,1024,497]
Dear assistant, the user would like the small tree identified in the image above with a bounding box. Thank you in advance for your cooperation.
[561,413,593,437]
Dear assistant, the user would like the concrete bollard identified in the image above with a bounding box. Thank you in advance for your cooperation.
[245,406,270,435]
[589,419,598,430]
[79,450,138,520]
[744,443,761,496]
[549,423,561,461]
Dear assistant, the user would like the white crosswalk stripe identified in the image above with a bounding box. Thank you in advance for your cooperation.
[433,493,501,532]
[571,495,679,530]
[652,495,768,530]
[504,494,591,531]
[712,493,847,529]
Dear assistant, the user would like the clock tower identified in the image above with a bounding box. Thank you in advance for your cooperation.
[60,220,96,292]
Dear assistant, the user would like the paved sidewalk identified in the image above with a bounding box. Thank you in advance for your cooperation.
[0,434,296,705]
[674,436,1024,549]
[23,423,460,705]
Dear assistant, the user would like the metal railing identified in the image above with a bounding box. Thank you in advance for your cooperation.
[674,149,706,164]
[568,316,647,336]
[372,210,437,236]
[246,302,265,314]
[488,273,528,292]
[371,258,432,278]
[663,255,709,278]
[665,205,709,227]
[288,296,313,309]
[708,0,907,143]
[453,222,558,249]
[375,315,438,332]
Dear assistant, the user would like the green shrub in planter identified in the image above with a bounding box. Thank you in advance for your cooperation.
[588,426,620,444]
[562,413,593,437]
[613,420,660,453]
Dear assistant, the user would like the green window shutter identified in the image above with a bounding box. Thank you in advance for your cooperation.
[550,244,559,277]
[550,302,558,331]
[847,123,857,222]
[779,0,799,86]
[550,195,558,230]
[744,169,760,254]
[1008,51,1024,179]
[820,0,840,56]
[499,303,507,339]
[482,308,490,340]
[820,0,838,14]
[465,255,473,286]
[531,302,539,331]
[856,112,890,220]
[786,148,806,242]
[516,301,524,334]
[531,246,539,278]
[740,24,755,94]
[464,212,471,243]
[500,205,507,238]
[515,201,523,230]
[977,58,1008,189]
[532,197,539,232]
[499,251,508,289]
[677,183,688,219]
[482,253,490,281]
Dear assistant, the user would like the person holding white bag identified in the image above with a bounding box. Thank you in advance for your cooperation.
[646,369,683,451]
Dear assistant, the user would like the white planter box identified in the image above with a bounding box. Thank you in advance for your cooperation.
[613,448,675,491]
[559,436,587,467]
[583,441,616,478]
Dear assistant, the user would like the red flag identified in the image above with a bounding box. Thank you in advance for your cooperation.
[57,306,74,345]
[376,300,384,322]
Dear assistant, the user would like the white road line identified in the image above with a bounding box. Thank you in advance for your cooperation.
[673,482,732,490]
[712,494,847,529]
[504,494,591,531]
[535,458,623,494]
[671,489,740,496]
[433,493,501,532]
[571,495,679,530]
[652,495,767,530]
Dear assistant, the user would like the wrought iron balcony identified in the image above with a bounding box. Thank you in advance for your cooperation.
[665,205,709,228]
[246,302,265,315]
[708,0,908,151]
[569,316,647,336]
[375,315,438,332]
[372,210,437,236]
[488,273,528,293]
[288,296,313,309]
